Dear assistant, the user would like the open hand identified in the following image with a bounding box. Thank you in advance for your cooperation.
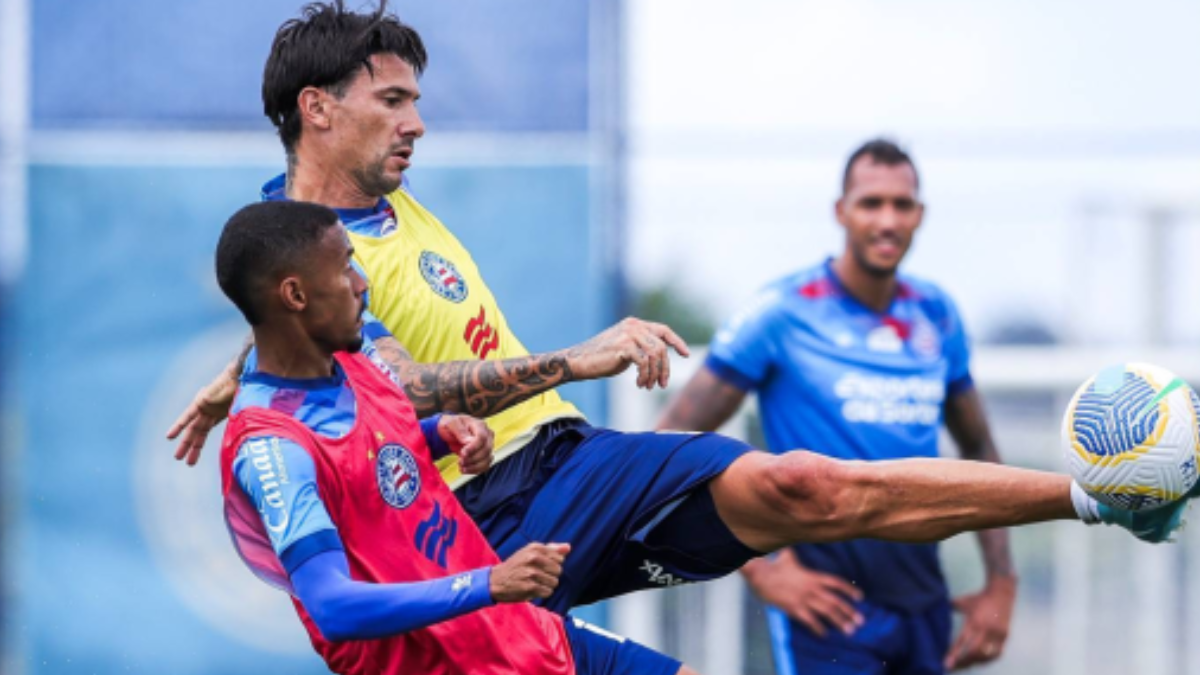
[743,548,864,637]
[567,317,690,389]
[945,576,1016,671]
[167,370,238,466]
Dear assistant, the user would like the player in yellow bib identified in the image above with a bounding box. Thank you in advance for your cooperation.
[170,0,1191,620]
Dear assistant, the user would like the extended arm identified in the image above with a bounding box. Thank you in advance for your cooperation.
[170,317,688,463]
[373,316,689,418]
[291,550,493,641]
[235,436,565,642]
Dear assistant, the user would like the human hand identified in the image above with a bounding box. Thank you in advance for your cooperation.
[167,370,238,466]
[490,543,572,603]
[743,548,863,637]
[438,414,494,475]
[945,576,1016,671]
[566,317,690,389]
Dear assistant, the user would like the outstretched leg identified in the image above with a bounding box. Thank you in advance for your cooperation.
[710,450,1076,553]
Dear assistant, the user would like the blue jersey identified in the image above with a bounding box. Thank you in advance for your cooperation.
[707,259,973,611]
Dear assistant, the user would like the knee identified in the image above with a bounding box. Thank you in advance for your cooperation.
[758,451,860,534]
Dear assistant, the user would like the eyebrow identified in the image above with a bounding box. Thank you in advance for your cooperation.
[379,85,420,101]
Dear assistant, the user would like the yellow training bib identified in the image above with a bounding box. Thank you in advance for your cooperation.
[349,188,584,489]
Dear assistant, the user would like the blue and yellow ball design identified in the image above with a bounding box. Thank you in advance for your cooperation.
[1063,363,1200,512]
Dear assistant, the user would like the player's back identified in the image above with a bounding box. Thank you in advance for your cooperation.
[219,350,575,675]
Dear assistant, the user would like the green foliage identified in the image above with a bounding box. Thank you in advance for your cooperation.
[632,283,718,345]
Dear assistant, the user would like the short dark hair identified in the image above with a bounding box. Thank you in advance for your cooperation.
[842,138,919,194]
[262,0,427,157]
[216,201,341,325]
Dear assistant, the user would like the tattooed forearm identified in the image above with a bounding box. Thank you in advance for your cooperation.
[370,336,576,418]
[409,353,575,418]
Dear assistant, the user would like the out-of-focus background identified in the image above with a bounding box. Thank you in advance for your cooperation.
[1,0,1199,673]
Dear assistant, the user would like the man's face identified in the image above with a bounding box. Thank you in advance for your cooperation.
[328,53,425,197]
[835,159,924,277]
[301,225,368,354]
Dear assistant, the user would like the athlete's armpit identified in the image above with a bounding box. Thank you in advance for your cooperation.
[371,335,575,419]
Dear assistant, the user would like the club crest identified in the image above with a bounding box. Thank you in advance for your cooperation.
[376,444,421,509]
[419,251,468,303]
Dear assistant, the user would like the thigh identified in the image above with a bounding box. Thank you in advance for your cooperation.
[564,616,681,675]
[516,429,752,613]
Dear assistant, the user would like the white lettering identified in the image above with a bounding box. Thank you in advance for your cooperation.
[833,373,945,427]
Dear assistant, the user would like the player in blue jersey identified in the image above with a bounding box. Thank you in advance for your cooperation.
[659,139,1021,674]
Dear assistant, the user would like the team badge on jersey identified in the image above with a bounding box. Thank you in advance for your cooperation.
[376,444,422,509]
[419,251,468,303]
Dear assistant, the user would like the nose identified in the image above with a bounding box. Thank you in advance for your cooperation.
[877,202,902,232]
[402,105,425,140]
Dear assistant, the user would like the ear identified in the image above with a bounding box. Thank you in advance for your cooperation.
[297,86,333,132]
[834,196,848,227]
[279,276,307,313]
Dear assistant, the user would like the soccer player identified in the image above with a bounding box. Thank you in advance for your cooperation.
[172,1,1189,622]
[657,139,1023,673]
[216,199,692,675]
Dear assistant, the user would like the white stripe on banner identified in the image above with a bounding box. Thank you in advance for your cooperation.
[0,0,29,286]
[29,130,599,168]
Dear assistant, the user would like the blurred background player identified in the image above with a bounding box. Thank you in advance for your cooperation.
[660,139,1015,674]
[215,199,692,675]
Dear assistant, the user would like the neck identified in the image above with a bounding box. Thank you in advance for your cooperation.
[832,252,898,313]
[251,327,337,380]
[287,150,379,210]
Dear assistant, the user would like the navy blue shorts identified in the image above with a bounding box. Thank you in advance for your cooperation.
[768,598,952,675]
[455,421,757,614]
[565,616,680,675]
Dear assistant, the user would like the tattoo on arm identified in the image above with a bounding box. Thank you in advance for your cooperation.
[371,336,575,418]
[946,387,1016,579]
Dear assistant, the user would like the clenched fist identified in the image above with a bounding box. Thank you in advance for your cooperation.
[490,542,571,604]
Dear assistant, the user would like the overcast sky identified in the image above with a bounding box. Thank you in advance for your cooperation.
[625,0,1200,345]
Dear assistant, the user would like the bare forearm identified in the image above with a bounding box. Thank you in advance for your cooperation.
[372,336,575,418]
[976,528,1015,580]
[831,458,1075,543]
[658,368,746,432]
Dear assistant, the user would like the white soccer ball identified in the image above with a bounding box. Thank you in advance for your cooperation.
[1062,363,1200,512]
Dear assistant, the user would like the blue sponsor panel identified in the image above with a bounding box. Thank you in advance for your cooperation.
[16,162,606,671]
[33,0,589,132]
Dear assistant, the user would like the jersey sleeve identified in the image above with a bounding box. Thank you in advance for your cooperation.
[939,295,974,396]
[290,550,494,642]
[705,287,785,391]
[233,436,344,575]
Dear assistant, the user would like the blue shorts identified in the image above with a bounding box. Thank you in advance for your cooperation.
[768,598,952,675]
[455,421,757,614]
[565,616,680,675]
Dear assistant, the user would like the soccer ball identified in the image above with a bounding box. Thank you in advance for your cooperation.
[1062,363,1200,512]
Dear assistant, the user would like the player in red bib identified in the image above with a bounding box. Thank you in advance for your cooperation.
[215,200,691,675]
